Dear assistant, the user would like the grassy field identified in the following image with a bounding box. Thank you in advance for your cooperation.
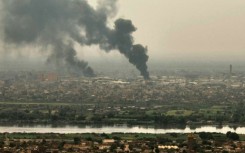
[165,110,194,116]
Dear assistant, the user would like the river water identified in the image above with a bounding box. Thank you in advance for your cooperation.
[0,125,245,134]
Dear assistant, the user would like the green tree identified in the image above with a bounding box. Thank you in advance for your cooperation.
[74,137,81,145]
[226,132,239,141]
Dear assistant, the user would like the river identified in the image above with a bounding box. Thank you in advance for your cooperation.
[0,125,244,134]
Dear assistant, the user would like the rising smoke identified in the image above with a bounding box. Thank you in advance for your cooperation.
[0,0,149,79]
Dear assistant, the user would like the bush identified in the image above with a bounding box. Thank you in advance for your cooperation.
[226,131,239,141]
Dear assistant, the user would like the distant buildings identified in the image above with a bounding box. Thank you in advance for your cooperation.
[230,64,233,75]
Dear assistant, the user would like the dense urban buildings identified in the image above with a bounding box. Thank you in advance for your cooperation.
[0,71,244,125]
[0,132,245,153]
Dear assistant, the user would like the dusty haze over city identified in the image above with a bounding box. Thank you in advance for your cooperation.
[0,0,245,75]
[1,2,245,152]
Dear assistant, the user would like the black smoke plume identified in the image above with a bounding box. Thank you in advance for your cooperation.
[0,0,149,79]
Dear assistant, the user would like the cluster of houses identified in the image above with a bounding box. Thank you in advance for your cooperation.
[1,133,245,153]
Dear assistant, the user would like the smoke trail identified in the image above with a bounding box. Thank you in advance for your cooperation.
[0,0,149,79]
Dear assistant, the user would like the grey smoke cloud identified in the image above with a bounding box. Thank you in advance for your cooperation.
[0,0,149,79]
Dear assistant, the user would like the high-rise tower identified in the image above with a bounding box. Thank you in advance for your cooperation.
[230,64,232,75]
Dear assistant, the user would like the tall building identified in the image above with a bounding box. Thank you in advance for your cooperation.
[230,64,232,75]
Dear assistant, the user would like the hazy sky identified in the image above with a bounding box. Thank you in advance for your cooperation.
[1,0,245,67]
[84,0,245,63]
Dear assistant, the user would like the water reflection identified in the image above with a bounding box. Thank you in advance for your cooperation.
[0,124,244,134]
